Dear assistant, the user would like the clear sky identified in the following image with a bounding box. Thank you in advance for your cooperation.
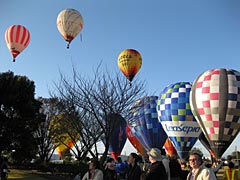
[0,0,240,158]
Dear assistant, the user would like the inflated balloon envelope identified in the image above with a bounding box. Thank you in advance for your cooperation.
[117,49,142,86]
[103,113,127,161]
[190,68,240,159]
[5,24,30,62]
[127,96,168,152]
[57,8,83,48]
[157,82,201,160]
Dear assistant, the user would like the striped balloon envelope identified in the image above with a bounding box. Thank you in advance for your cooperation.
[57,9,83,48]
[127,96,168,152]
[157,82,201,160]
[190,68,240,158]
[5,25,30,62]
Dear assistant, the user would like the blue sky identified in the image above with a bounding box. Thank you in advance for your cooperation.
[0,0,240,158]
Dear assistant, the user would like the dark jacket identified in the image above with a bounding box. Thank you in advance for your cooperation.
[169,158,183,179]
[126,163,142,180]
[144,161,167,180]
[104,168,117,180]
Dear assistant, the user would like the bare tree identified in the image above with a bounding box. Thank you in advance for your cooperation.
[53,65,146,164]
[34,97,59,162]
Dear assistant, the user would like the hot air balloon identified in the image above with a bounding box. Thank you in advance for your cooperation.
[126,125,147,158]
[117,49,142,86]
[157,82,201,160]
[190,68,240,159]
[5,25,30,62]
[55,133,75,158]
[57,8,83,48]
[127,96,168,152]
[164,138,178,157]
[106,113,127,161]
[50,114,80,159]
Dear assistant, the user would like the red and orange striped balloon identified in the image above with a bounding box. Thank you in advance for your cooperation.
[5,25,30,62]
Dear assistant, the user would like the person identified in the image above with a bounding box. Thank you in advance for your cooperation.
[104,158,117,180]
[82,159,103,180]
[126,152,142,180]
[186,148,217,180]
[205,161,223,178]
[169,154,183,180]
[74,172,81,180]
[180,161,190,180]
[223,161,240,180]
[0,157,8,180]
[161,149,171,180]
[143,148,167,180]
[115,156,127,180]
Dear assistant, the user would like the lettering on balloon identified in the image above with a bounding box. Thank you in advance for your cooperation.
[118,54,132,61]
[165,124,200,134]
[160,121,201,137]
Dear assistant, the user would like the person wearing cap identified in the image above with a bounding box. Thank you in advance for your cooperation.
[143,148,167,180]
[186,149,217,180]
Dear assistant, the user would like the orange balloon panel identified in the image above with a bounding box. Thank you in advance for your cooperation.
[126,125,147,157]
[118,49,142,82]
[5,25,30,62]
[164,138,178,157]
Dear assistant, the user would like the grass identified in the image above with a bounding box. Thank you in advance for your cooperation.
[8,169,71,180]
[8,169,48,180]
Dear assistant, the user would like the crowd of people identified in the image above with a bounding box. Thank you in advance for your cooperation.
[75,148,240,180]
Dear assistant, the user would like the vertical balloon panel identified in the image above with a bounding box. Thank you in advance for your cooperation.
[157,82,201,160]
[127,96,168,152]
[164,138,178,157]
[190,69,240,158]
[126,125,147,157]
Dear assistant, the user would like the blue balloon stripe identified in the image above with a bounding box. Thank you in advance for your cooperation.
[127,96,168,151]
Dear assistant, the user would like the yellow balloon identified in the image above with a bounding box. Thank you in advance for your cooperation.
[55,133,75,157]
[117,49,142,82]
[50,114,80,158]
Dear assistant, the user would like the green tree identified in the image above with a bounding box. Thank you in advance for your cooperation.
[0,71,42,163]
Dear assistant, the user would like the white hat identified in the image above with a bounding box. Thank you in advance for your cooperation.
[147,148,162,161]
